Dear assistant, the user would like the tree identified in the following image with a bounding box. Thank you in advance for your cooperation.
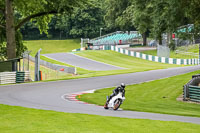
[150,0,185,45]
[124,0,153,45]
[0,0,89,60]
[69,2,104,38]
[181,0,200,39]
[104,0,150,45]
[104,0,131,30]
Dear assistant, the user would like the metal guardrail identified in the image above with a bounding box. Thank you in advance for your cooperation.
[24,54,76,74]
[188,85,200,102]
[183,75,200,102]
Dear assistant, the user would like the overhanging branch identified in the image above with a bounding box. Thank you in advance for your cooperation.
[0,24,5,28]
[15,10,58,30]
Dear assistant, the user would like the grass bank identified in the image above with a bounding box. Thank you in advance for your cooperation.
[24,39,80,56]
[75,50,178,69]
[0,104,200,133]
[78,70,200,117]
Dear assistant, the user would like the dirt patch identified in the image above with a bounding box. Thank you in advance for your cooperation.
[176,94,200,104]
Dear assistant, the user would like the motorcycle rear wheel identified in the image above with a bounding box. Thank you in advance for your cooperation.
[104,102,109,109]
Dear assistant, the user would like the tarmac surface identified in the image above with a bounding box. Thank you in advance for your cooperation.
[0,65,200,124]
[43,53,123,71]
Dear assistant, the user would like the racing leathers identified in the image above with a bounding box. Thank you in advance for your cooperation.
[107,86,125,103]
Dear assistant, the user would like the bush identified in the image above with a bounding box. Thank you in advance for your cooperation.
[169,41,176,51]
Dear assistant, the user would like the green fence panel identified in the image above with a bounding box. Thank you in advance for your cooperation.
[173,59,177,64]
[146,55,149,60]
[134,52,136,57]
[165,58,169,64]
[128,50,131,56]
[158,57,161,63]
[16,72,25,83]
[152,56,155,61]
[188,85,200,102]
[140,53,142,58]
[181,59,184,64]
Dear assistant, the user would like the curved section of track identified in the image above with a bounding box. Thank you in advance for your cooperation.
[0,66,200,124]
[43,53,123,71]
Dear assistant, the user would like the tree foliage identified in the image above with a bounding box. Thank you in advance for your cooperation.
[20,0,105,40]
[0,0,89,60]
[2,0,200,60]
[66,1,104,38]
[104,0,131,30]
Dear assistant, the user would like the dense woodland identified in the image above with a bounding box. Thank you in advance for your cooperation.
[1,0,200,60]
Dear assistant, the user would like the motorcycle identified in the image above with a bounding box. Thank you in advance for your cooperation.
[104,92,125,110]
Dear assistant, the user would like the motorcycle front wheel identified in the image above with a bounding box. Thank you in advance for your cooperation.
[113,99,121,110]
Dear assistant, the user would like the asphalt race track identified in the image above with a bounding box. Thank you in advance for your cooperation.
[43,53,123,71]
[0,66,200,124]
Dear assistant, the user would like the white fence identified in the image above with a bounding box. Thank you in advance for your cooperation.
[0,72,16,84]
[0,71,31,84]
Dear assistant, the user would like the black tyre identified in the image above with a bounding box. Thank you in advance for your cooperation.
[104,102,109,109]
[113,99,121,110]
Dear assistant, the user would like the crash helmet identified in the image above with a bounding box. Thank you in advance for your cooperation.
[120,83,126,88]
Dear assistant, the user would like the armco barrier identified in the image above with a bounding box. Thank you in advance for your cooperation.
[188,85,200,102]
[111,46,199,65]
[25,55,76,74]
[183,76,200,102]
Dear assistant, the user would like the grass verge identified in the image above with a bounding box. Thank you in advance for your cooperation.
[75,50,178,69]
[0,104,200,133]
[142,44,198,59]
[142,50,198,59]
[78,70,200,117]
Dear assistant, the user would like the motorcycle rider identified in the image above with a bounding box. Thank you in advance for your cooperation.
[106,83,126,104]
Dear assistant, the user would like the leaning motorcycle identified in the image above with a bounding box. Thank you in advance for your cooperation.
[104,92,125,110]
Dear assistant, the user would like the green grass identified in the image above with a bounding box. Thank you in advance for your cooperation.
[0,104,200,133]
[78,70,200,117]
[142,50,198,59]
[75,50,179,69]
[24,40,81,56]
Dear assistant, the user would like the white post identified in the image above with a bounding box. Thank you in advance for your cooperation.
[81,38,83,48]
[35,48,42,81]
[100,28,103,37]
